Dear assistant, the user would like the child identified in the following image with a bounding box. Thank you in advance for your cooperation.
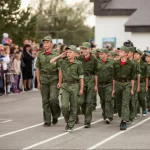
[13,52,21,93]
[112,46,135,130]
[50,45,84,132]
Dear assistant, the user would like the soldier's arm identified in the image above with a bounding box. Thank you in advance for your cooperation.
[78,62,84,95]
[50,52,66,64]
[136,63,141,92]
[112,62,116,96]
[145,64,148,92]
[79,78,84,95]
[57,70,62,89]
[35,55,41,89]
[131,64,135,95]
[94,58,98,92]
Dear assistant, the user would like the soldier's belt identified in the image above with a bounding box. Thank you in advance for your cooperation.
[84,73,94,77]
[99,82,111,85]
[117,79,130,83]
[41,72,57,75]
[63,80,79,84]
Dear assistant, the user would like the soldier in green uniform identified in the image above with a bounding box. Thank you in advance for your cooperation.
[50,45,84,132]
[97,48,114,124]
[78,42,98,128]
[36,36,61,127]
[127,47,141,122]
[112,46,135,130]
[145,51,150,112]
[134,49,148,116]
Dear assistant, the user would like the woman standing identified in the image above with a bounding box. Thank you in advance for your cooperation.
[22,44,34,91]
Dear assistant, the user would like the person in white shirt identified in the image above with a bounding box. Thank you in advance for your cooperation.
[12,52,21,93]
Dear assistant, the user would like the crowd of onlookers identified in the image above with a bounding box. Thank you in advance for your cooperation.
[0,39,41,96]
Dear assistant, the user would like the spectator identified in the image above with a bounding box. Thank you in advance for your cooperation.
[0,45,4,96]
[22,44,34,91]
[13,52,21,93]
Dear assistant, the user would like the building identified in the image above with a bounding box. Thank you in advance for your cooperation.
[91,0,150,50]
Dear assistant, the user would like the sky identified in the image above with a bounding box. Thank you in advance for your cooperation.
[21,0,95,27]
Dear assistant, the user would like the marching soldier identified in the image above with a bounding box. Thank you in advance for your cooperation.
[127,47,141,122]
[78,42,98,128]
[36,36,61,127]
[134,49,148,116]
[50,45,84,132]
[112,46,135,130]
[97,48,114,124]
[145,51,150,112]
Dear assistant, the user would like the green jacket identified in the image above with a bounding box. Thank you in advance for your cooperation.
[77,55,98,76]
[97,59,114,84]
[36,51,60,84]
[139,60,148,79]
[58,58,84,82]
[113,59,135,80]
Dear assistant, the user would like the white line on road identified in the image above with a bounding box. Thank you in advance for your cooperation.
[0,117,63,138]
[1,120,13,124]
[87,117,150,150]
[22,115,105,150]
[0,106,101,139]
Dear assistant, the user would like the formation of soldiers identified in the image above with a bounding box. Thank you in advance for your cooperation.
[36,36,150,132]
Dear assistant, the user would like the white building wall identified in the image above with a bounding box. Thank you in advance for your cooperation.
[95,16,131,48]
[95,16,150,50]
[131,33,150,50]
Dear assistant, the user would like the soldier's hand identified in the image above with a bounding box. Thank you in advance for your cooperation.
[94,86,98,92]
[131,90,134,95]
[60,52,67,58]
[57,83,61,89]
[79,89,83,95]
[112,90,115,96]
[146,86,148,92]
[137,86,140,93]
[37,83,41,90]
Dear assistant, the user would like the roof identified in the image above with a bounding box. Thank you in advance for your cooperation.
[91,0,150,32]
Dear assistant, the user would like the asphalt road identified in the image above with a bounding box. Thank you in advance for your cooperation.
[0,91,150,150]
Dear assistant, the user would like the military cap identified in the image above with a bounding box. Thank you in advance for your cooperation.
[108,51,118,56]
[66,45,78,54]
[135,49,143,55]
[128,47,136,53]
[90,50,96,54]
[97,48,109,53]
[42,36,52,42]
[81,42,91,48]
[117,46,130,53]
[145,50,150,56]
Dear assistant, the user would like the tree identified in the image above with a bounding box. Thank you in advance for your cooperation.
[36,0,94,45]
[0,0,37,45]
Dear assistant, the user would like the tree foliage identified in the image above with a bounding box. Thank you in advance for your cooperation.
[0,0,37,45]
[36,0,94,45]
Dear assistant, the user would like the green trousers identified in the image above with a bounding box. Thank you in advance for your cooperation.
[61,83,79,128]
[81,76,96,124]
[41,80,61,124]
[115,82,131,121]
[146,86,150,108]
[98,83,114,120]
[129,82,137,121]
[135,82,147,115]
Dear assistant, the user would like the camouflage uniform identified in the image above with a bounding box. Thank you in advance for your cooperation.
[97,49,114,122]
[78,43,98,126]
[113,47,135,122]
[58,45,84,129]
[36,37,61,124]
[128,47,141,121]
[146,63,150,110]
